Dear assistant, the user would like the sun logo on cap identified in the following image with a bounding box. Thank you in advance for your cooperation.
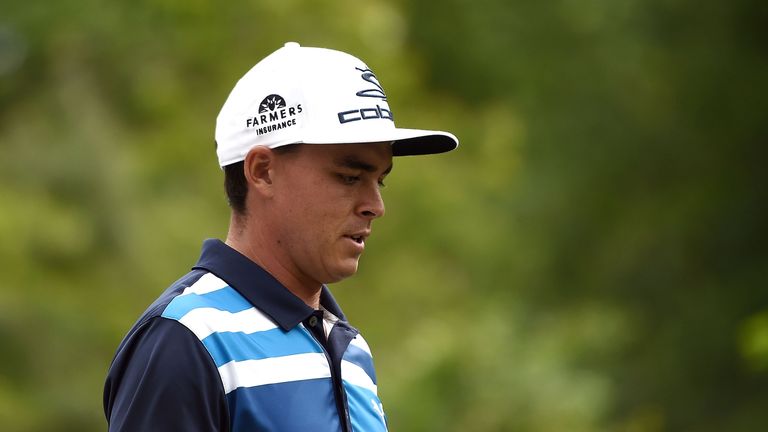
[259,94,287,113]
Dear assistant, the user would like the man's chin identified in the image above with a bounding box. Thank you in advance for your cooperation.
[324,261,360,283]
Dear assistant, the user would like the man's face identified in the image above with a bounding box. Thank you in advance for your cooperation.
[265,142,393,286]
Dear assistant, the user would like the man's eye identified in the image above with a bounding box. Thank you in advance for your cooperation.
[339,174,360,185]
[377,179,386,188]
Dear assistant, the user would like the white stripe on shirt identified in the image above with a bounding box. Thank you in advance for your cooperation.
[179,307,278,340]
[218,353,332,394]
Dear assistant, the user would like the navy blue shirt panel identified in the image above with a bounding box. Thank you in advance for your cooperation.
[104,317,229,431]
[227,380,341,431]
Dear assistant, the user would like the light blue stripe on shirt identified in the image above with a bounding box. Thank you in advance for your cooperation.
[162,288,252,320]
[202,326,323,367]
[345,382,387,431]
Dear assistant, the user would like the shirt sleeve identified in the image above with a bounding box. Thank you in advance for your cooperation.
[104,316,230,432]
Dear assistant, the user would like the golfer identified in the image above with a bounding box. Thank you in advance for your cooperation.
[104,42,458,431]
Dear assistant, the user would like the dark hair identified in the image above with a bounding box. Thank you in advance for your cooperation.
[224,161,248,214]
[223,144,299,215]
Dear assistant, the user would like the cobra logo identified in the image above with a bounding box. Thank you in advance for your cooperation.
[337,105,393,124]
[354,68,387,101]
[337,67,394,124]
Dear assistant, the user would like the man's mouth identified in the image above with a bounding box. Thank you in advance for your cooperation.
[346,230,370,246]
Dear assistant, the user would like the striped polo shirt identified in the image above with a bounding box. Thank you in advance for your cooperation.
[104,239,387,431]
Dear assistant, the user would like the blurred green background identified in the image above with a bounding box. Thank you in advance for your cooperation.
[1,0,767,430]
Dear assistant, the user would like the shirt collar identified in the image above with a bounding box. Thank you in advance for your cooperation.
[192,238,347,331]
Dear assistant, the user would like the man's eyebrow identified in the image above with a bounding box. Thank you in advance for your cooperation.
[334,156,393,175]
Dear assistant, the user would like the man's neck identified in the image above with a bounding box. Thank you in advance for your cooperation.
[225,215,322,309]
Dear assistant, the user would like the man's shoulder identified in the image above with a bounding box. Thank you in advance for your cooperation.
[120,267,273,351]
[136,268,213,326]
[160,272,252,320]
[161,272,280,349]
[107,269,212,359]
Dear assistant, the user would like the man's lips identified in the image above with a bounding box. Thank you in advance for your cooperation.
[344,230,371,247]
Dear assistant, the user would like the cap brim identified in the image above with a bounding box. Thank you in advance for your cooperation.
[299,127,458,156]
[389,128,458,156]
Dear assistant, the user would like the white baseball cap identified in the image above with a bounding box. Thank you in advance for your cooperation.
[214,42,459,167]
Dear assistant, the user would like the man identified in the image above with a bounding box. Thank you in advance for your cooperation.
[103,42,458,431]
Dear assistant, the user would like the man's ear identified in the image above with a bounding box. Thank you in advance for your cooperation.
[243,146,276,198]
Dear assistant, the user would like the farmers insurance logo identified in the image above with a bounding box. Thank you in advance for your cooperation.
[337,67,394,124]
[245,94,302,135]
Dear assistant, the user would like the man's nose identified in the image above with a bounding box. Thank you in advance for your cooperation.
[357,184,385,220]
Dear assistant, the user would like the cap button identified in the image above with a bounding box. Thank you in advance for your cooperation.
[284,42,300,48]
